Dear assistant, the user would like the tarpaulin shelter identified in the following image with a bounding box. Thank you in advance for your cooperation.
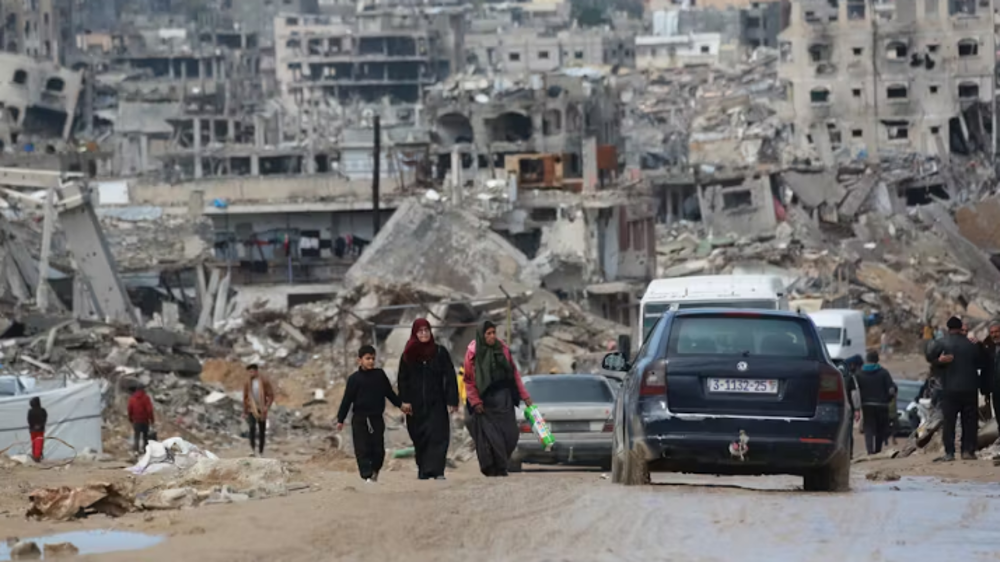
[0,381,102,460]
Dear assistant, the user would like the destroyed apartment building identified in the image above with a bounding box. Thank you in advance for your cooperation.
[777,0,994,176]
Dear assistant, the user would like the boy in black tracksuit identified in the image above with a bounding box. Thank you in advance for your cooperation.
[337,345,403,482]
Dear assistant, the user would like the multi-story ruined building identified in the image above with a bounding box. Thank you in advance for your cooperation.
[426,70,624,189]
[273,10,463,108]
[464,28,636,74]
[778,0,994,158]
[1,0,75,64]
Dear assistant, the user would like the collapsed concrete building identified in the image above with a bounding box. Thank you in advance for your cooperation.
[0,0,75,64]
[0,52,81,144]
[425,70,624,188]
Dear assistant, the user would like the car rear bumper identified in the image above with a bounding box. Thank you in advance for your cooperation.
[636,413,849,475]
[515,434,611,464]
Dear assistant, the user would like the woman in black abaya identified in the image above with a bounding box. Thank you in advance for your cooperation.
[397,318,459,480]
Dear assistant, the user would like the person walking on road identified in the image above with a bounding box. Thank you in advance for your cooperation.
[926,317,989,462]
[337,345,403,483]
[242,364,275,457]
[127,384,155,456]
[463,321,533,477]
[397,318,459,480]
[853,351,897,455]
[27,397,47,462]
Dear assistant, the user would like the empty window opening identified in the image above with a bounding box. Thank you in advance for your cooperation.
[809,43,832,63]
[930,85,939,94]
[886,42,908,59]
[853,47,863,56]
[12,69,26,84]
[45,77,64,92]
[509,52,521,62]
[950,0,976,14]
[927,44,939,53]
[886,85,908,99]
[700,45,710,54]
[810,87,831,103]
[852,88,862,98]
[883,120,909,140]
[958,82,980,99]
[930,126,940,134]
[538,50,549,60]
[852,129,864,138]
[848,1,866,18]
[805,10,820,22]
[958,39,978,57]
[575,50,584,59]
[722,190,753,210]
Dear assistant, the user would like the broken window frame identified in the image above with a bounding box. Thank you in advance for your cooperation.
[957,39,978,57]
[885,41,908,60]
[721,189,754,211]
[810,87,831,104]
[886,84,908,100]
[882,120,910,141]
[957,81,980,99]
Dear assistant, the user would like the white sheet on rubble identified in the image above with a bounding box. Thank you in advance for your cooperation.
[127,437,219,475]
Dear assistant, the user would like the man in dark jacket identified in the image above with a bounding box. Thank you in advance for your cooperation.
[926,316,988,461]
[27,397,47,462]
[855,351,897,455]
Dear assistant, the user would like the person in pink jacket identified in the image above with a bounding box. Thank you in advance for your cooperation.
[463,321,533,477]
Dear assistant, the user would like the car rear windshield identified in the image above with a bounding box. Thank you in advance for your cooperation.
[523,377,614,403]
[667,315,820,358]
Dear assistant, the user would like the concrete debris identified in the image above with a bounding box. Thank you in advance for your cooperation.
[43,542,80,558]
[26,483,133,521]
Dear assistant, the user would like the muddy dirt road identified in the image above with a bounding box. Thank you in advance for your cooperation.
[5,460,1000,562]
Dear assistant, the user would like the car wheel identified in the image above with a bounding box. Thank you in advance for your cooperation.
[620,447,650,486]
[507,458,523,473]
[803,450,850,492]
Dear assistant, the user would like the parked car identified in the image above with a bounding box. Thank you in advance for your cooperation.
[602,309,852,491]
[510,374,616,472]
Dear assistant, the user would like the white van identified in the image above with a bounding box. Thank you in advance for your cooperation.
[638,274,788,343]
[808,309,866,364]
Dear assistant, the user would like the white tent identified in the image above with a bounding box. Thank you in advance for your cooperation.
[0,381,103,460]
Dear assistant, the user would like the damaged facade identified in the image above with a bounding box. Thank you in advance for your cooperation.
[778,0,994,161]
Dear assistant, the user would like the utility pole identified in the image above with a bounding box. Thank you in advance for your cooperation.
[372,114,381,236]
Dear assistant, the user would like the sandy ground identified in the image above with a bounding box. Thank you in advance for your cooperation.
[2,420,999,562]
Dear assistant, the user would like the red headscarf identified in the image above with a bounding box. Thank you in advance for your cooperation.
[403,318,436,363]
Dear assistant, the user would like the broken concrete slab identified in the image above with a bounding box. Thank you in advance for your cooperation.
[346,199,539,295]
[783,171,846,209]
[955,196,1000,253]
[26,483,133,521]
[136,328,193,349]
[141,355,202,377]
[838,176,878,219]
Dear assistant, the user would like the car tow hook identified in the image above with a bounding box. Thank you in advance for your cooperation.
[728,430,749,461]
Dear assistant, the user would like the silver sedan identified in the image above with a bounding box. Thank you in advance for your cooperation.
[510,374,616,472]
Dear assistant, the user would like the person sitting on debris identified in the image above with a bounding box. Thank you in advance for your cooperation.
[855,350,897,455]
[337,345,403,483]
[127,384,155,456]
[27,397,47,462]
[926,316,989,462]
[242,364,275,457]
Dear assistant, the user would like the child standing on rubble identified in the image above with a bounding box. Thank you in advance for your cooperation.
[27,397,46,462]
[337,345,405,483]
[128,384,155,456]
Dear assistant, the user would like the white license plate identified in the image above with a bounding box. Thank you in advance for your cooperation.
[708,378,779,394]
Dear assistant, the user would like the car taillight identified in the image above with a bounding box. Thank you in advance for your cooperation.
[602,419,613,432]
[519,421,532,434]
[818,365,845,402]
[639,359,667,396]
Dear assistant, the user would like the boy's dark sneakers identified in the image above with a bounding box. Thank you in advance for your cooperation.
[961,452,977,461]
[418,474,430,480]
[435,476,446,481]
[934,453,955,463]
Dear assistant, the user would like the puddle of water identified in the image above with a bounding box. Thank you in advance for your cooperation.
[0,530,163,560]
